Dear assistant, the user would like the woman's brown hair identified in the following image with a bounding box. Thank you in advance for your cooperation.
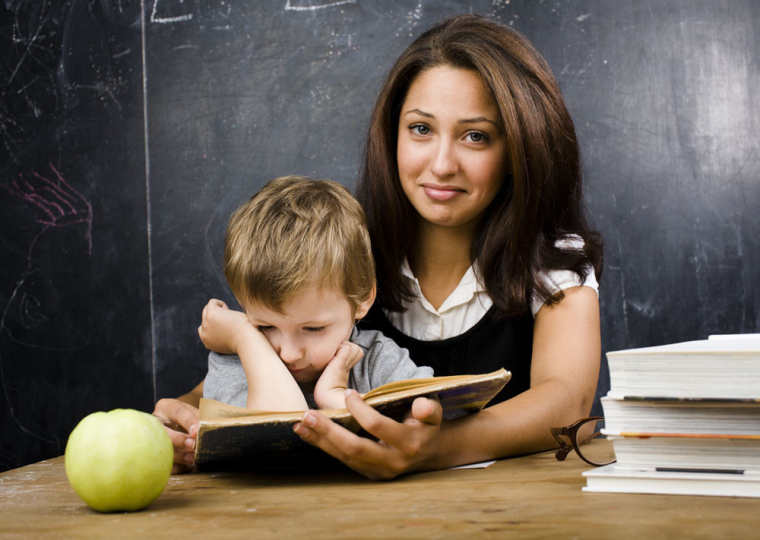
[356,14,602,315]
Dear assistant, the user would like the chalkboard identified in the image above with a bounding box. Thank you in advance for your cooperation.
[0,1,152,472]
[1,0,758,472]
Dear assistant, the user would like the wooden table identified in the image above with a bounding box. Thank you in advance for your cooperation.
[1,444,758,539]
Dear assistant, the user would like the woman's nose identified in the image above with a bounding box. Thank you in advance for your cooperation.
[430,138,458,177]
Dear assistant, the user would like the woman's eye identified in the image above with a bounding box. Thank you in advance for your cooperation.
[410,124,430,136]
[257,325,274,332]
[465,131,489,143]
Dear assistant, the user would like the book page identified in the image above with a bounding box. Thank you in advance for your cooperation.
[362,373,473,400]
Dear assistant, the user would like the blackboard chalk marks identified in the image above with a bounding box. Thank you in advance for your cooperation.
[147,0,235,31]
[146,0,361,27]
[150,0,193,24]
[1,3,65,167]
[2,164,93,255]
[285,0,357,12]
[0,163,94,351]
[395,3,425,38]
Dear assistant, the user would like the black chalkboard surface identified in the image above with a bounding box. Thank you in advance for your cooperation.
[1,1,758,472]
[1,1,151,472]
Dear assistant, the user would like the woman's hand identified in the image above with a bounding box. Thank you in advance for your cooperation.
[293,391,443,480]
[153,398,200,474]
[198,298,249,354]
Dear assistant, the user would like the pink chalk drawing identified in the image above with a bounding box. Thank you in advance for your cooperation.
[0,163,94,456]
[2,163,93,259]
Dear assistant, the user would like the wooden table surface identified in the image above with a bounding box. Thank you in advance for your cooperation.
[1,443,758,539]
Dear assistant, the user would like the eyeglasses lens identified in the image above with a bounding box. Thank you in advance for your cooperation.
[575,418,616,466]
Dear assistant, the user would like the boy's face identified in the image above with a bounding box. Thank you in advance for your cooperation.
[242,284,373,385]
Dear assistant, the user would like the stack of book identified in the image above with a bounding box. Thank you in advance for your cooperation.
[583,334,760,497]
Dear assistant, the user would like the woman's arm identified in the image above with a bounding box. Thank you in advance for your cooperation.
[293,286,600,478]
[178,380,204,406]
[431,285,601,466]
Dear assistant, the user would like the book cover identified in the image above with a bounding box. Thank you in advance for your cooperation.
[582,463,760,497]
[195,368,510,470]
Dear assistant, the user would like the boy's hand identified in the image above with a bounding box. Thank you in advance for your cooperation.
[313,342,364,409]
[198,299,249,354]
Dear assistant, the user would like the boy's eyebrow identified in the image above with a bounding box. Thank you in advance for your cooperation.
[250,318,331,326]
[300,319,330,326]
[403,108,499,127]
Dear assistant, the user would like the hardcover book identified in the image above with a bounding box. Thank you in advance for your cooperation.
[194,368,510,470]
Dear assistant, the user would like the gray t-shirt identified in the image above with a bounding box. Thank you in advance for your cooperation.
[203,326,433,408]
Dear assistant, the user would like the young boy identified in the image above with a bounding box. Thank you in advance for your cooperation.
[198,175,432,411]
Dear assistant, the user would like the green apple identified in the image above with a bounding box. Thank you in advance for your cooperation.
[65,409,173,512]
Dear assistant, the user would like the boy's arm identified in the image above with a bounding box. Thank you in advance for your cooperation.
[313,342,364,409]
[197,299,245,354]
[199,299,307,411]
[237,327,308,410]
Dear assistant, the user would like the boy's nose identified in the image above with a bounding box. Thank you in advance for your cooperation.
[277,339,303,365]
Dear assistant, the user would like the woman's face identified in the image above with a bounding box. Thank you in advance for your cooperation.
[396,65,508,232]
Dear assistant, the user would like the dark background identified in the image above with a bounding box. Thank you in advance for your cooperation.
[1,0,757,472]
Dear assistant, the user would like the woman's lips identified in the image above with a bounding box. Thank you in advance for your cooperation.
[422,184,463,201]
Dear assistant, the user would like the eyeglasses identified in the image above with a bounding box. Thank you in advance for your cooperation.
[550,416,616,467]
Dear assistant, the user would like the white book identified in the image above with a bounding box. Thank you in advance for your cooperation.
[606,434,760,472]
[605,337,760,399]
[583,463,760,497]
[600,396,760,435]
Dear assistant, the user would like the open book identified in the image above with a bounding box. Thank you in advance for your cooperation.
[194,368,510,470]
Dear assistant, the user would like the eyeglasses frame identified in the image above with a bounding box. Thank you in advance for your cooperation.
[550,416,615,467]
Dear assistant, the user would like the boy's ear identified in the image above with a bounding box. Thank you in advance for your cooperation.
[354,284,376,320]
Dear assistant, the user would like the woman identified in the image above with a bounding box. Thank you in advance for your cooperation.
[155,14,602,478]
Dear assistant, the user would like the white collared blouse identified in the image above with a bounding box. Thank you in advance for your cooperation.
[385,237,599,341]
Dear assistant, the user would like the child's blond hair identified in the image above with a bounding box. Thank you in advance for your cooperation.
[224,175,375,312]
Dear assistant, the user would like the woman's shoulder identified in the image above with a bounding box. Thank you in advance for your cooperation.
[531,234,599,316]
